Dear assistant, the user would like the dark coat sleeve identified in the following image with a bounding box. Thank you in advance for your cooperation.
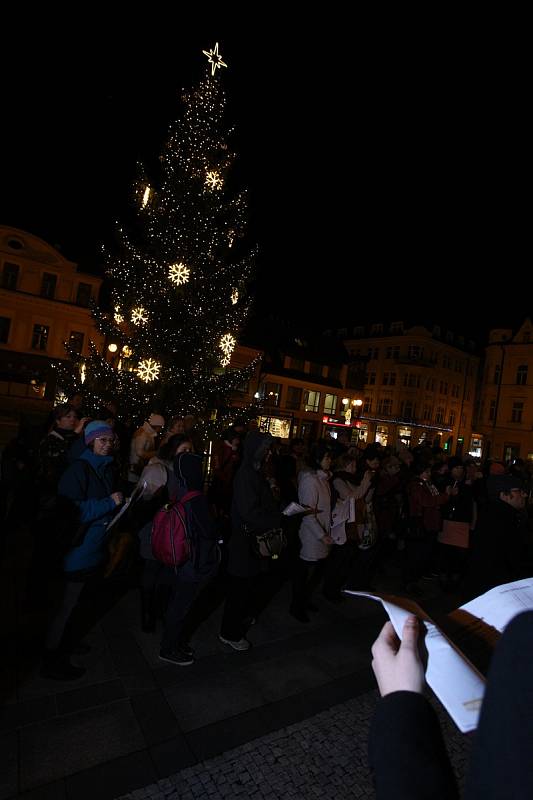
[369,691,459,800]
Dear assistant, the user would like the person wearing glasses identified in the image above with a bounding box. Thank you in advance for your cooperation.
[41,421,124,680]
[465,473,532,600]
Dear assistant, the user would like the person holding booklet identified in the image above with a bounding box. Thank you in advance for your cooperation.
[368,605,533,799]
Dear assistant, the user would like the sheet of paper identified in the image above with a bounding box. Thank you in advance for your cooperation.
[282,502,317,516]
[106,480,147,531]
[459,578,533,632]
[345,590,485,732]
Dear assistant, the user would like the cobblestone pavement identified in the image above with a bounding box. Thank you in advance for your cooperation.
[116,690,471,800]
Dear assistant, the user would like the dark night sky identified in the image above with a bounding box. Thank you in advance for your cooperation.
[1,17,530,343]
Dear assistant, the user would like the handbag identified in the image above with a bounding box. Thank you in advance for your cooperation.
[243,524,287,560]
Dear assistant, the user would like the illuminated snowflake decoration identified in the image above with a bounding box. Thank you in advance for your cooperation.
[205,170,223,191]
[136,358,161,383]
[121,345,133,358]
[131,306,148,325]
[202,42,228,76]
[219,333,236,365]
[114,306,124,324]
[168,262,191,286]
[231,288,239,305]
[141,185,151,208]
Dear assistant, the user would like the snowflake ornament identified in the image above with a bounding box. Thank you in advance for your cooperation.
[220,332,236,358]
[136,358,161,383]
[205,170,223,191]
[131,306,148,325]
[168,262,191,286]
[231,288,239,305]
[220,355,230,368]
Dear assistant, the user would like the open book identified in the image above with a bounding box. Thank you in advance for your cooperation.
[345,578,533,733]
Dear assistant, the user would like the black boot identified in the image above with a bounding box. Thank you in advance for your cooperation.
[140,590,157,632]
[40,650,86,681]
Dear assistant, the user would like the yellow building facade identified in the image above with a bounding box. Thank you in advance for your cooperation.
[474,319,533,462]
[341,322,479,453]
[0,226,103,422]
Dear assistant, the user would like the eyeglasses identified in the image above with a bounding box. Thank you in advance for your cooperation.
[95,437,114,444]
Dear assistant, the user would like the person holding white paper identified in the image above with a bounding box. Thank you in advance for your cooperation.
[369,611,533,799]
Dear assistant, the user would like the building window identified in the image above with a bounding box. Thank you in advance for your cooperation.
[423,404,432,421]
[2,262,20,290]
[382,372,396,386]
[323,393,337,415]
[516,364,528,385]
[375,425,389,445]
[0,316,11,343]
[291,357,305,372]
[286,386,302,410]
[260,382,281,407]
[309,361,322,377]
[435,407,445,424]
[449,411,456,426]
[439,381,448,395]
[328,365,341,382]
[32,323,50,351]
[493,364,501,385]
[511,402,524,423]
[401,400,416,419]
[488,399,496,421]
[390,321,403,334]
[371,323,383,334]
[363,396,372,413]
[367,347,379,360]
[41,272,57,299]
[377,397,392,415]
[408,345,423,360]
[426,377,435,391]
[304,390,321,413]
[386,345,400,359]
[69,331,84,354]
[366,371,376,385]
[346,363,365,388]
[76,282,92,307]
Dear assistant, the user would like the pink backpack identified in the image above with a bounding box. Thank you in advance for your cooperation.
[151,490,201,567]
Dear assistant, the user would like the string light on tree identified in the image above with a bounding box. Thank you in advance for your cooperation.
[80,363,87,384]
[168,262,191,286]
[205,170,223,191]
[136,358,161,383]
[202,42,227,76]
[231,288,239,305]
[122,345,133,357]
[114,306,124,324]
[131,306,149,325]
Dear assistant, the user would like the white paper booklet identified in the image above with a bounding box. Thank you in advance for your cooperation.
[345,578,533,733]
[282,502,312,516]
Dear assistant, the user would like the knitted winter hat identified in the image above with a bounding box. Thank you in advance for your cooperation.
[84,420,114,444]
[148,413,165,428]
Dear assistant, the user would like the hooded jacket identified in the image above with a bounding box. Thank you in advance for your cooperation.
[228,431,282,577]
[173,452,219,579]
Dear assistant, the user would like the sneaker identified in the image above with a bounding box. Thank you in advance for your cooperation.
[178,643,194,658]
[159,648,194,666]
[218,634,251,651]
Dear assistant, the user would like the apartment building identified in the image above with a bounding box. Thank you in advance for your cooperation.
[0,226,103,420]
[474,318,533,462]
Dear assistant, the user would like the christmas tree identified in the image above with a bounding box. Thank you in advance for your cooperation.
[56,42,258,423]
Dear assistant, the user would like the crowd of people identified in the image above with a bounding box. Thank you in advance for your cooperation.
[1,394,532,693]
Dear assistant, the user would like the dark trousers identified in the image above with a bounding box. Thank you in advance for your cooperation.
[220,571,278,641]
[160,568,206,653]
[323,542,361,598]
[291,558,327,612]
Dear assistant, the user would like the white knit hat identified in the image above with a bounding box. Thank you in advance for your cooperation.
[148,413,165,427]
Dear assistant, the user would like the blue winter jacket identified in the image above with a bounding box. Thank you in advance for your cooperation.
[58,449,117,573]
